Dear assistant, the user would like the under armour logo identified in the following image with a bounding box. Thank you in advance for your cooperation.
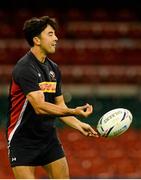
[38,73,41,77]
[12,157,16,162]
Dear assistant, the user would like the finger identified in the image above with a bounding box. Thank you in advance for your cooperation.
[83,103,92,109]
[83,107,93,118]
[87,105,93,113]
[81,104,90,110]
[88,132,99,137]
[88,126,98,136]
[84,105,93,113]
[79,127,99,137]
[79,127,89,136]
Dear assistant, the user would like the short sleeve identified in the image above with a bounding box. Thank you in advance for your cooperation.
[55,67,62,97]
[13,65,40,95]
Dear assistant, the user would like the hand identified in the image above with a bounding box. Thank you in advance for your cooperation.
[77,122,99,137]
[74,103,93,118]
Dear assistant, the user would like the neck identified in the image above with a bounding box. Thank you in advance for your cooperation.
[31,47,46,63]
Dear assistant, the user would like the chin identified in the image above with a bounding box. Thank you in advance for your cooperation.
[50,49,56,54]
[46,50,55,55]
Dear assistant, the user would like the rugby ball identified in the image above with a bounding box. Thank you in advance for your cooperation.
[97,108,132,137]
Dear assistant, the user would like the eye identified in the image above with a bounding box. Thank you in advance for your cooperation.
[48,32,53,36]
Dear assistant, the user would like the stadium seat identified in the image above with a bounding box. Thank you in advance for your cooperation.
[0,128,141,178]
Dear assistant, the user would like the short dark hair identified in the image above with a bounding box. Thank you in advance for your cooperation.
[23,16,58,46]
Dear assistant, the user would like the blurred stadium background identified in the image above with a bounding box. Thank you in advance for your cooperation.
[0,0,141,178]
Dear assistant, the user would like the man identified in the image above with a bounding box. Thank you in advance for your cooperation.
[6,16,98,179]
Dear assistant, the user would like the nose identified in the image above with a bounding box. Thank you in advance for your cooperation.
[54,35,58,41]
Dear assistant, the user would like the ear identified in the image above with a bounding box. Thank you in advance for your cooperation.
[33,36,41,45]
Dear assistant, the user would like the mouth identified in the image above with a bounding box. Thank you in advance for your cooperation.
[51,44,56,48]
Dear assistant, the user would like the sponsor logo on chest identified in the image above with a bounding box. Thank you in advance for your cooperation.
[39,82,56,93]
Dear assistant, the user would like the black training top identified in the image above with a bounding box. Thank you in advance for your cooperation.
[7,51,62,145]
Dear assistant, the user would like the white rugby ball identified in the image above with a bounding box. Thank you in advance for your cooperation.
[97,108,132,137]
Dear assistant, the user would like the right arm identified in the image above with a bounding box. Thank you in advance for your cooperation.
[15,65,92,118]
[26,91,93,117]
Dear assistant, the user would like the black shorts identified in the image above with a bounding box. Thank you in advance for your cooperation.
[8,131,65,167]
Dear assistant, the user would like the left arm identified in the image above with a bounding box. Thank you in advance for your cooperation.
[55,95,99,137]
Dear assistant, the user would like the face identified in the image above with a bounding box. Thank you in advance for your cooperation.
[38,25,58,54]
